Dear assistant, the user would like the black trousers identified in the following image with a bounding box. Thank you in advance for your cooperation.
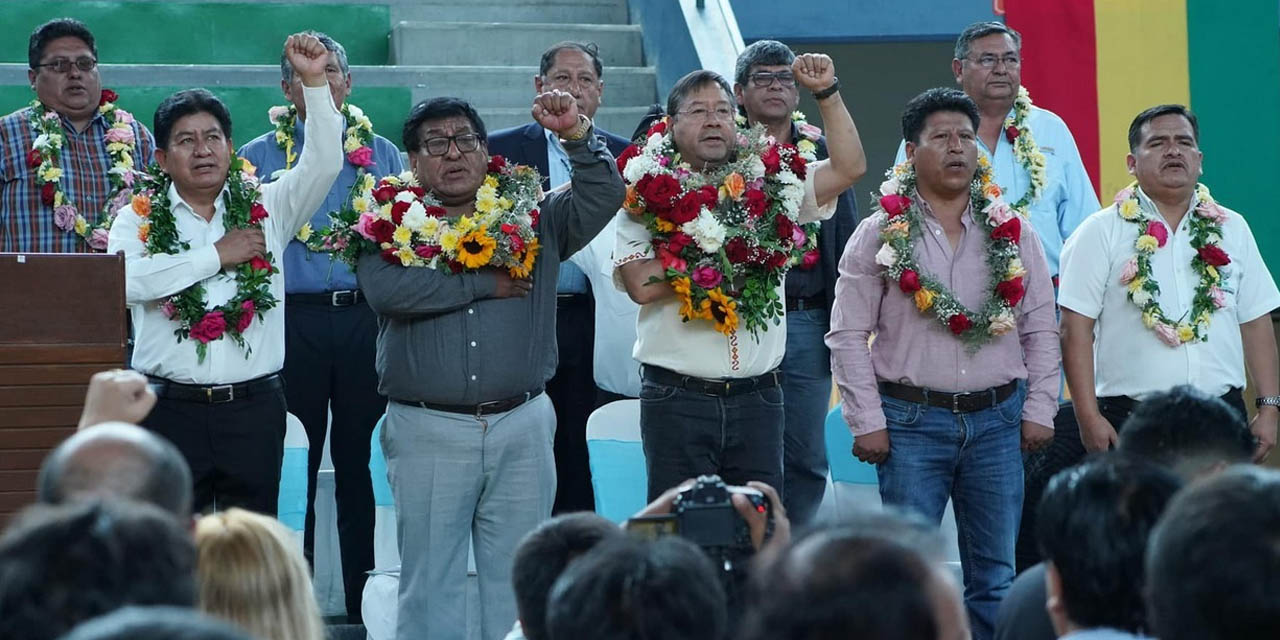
[546,294,597,513]
[142,385,286,517]
[283,300,382,622]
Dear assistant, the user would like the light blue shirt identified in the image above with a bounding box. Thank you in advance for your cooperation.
[546,126,590,294]
[895,104,1099,276]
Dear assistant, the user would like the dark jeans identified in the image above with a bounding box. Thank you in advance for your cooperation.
[638,370,785,501]
[142,387,286,516]
[283,300,382,623]
[546,294,597,513]
[778,307,832,526]
[596,386,636,408]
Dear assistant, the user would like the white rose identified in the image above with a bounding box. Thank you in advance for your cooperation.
[682,208,726,253]
[988,309,1017,335]
[401,201,428,231]
[746,154,766,178]
[875,243,898,267]
[879,177,901,196]
[1131,289,1152,306]
[394,190,417,203]
[622,154,654,183]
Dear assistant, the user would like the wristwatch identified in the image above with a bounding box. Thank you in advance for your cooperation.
[560,114,592,142]
[1256,396,1280,409]
[812,77,841,101]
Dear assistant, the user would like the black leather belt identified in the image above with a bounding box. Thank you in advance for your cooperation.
[1099,387,1243,415]
[642,365,783,397]
[785,295,825,312]
[286,290,362,306]
[391,388,544,417]
[878,379,1018,414]
[147,373,283,404]
[556,292,590,307]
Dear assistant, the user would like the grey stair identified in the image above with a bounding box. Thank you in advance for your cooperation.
[390,0,628,24]
[390,22,644,67]
[407,66,656,108]
[477,106,650,138]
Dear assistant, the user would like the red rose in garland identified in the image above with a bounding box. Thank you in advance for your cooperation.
[761,145,782,174]
[487,155,507,173]
[696,184,719,208]
[990,217,1021,244]
[948,313,972,335]
[99,88,119,106]
[668,191,703,225]
[373,184,398,202]
[725,237,751,265]
[236,300,256,333]
[390,199,411,224]
[249,203,268,224]
[879,194,911,217]
[1005,125,1020,142]
[1197,245,1230,267]
[744,188,768,217]
[995,277,1025,307]
[40,182,56,205]
[615,144,641,174]
[26,148,41,169]
[898,269,921,293]
[368,218,395,244]
[785,145,807,179]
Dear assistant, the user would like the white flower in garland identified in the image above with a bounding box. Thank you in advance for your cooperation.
[682,208,727,253]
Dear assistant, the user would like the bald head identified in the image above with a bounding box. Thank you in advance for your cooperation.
[38,422,192,519]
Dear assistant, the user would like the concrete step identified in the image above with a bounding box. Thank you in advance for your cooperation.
[390,0,628,25]
[406,65,655,108]
[391,22,644,67]
[476,106,650,139]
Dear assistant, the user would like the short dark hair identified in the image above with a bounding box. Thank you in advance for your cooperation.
[512,513,623,640]
[1146,466,1280,640]
[38,422,194,520]
[58,606,253,640]
[539,41,603,79]
[153,89,234,150]
[1036,454,1182,633]
[808,508,947,562]
[0,500,197,640]
[545,536,727,640]
[734,40,796,87]
[666,70,736,120]
[743,531,941,640]
[280,30,348,84]
[1127,104,1200,152]
[1118,385,1253,478]
[402,97,488,153]
[901,87,980,144]
[954,21,1022,60]
[28,18,97,69]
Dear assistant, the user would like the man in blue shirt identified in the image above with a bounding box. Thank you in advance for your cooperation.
[237,30,403,624]
[487,41,630,514]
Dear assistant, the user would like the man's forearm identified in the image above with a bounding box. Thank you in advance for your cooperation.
[356,252,495,318]
[618,258,672,304]
[1061,311,1100,415]
[1242,314,1280,397]
[813,91,866,203]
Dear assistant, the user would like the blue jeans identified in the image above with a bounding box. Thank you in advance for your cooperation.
[875,382,1026,640]
[779,308,832,525]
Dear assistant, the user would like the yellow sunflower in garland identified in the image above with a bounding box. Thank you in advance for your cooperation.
[457,230,497,269]
[701,288,739,335]
[671,276,696,320]
[509,237,540,278]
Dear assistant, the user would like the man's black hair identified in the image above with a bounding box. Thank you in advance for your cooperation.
[734,40,796,87]
[57,606,252,640]
[1118,384,1253,479]
[512,513,623,640]
[153,89,233,150]
[29,18,97,69]
[539,41,603,79]
[1036,454,1182,634]
[0,500,197,640]
[402,97,488,153]
[666,70,736,120]
[1127,104,1200,152]
[901,87,980,144]
[1146,466,1280,640]
[545,536,727,640]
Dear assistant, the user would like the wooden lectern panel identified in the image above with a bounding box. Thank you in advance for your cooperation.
[0,253,126,525]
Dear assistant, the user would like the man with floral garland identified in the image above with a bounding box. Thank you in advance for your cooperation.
[613,54,865,502]
[1059,104,1280,463]
[236,30,401,623]
[107,34,342,517]
[1,18,154,252]
[829,88,1059,640]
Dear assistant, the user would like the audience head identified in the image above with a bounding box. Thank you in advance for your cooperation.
[902,88,981,197]
[1126,104,1202,196]
[27,19,101,122]
[545,536,726,640]
[815,507,949,562]
[733,40,798,125]
[536,41,604,119]
[952,21,1022,104]
[153,88,235,195]
[402,97,490,206]
[1036,454,1182,636]
[512,512,624,640]
[0,500,196,640]
[666,70,737,167]
[1146,466,1280,640]
[58,606,254,640]
[194,508,325,640]
[1118,384,1253,479]
[38,421,193,521]
[279,30,350,119]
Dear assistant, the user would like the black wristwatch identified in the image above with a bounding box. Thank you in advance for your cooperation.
[1256,396,1280,409]
[812,78,841,101]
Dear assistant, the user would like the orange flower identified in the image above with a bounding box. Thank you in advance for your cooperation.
[137,222,150,243]
[508,237,540,278]
[131,194,151,217]
[722,172,746,200]
[982,183,1003,201]
[623,185,645,214]
[654,218,677,233]
[672,276,696,320]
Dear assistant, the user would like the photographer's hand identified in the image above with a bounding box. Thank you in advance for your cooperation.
[732,481,791,552]
[632,478,696,519]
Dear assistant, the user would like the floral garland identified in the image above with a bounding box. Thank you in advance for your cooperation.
[27,88,140,250]
[313,155,543,276]
[615,117,811,336]
[1114,182,1230,347]
[1001,86,1047,217]
[874,156,1027,347]
[733,110,824,270]
[133,157,277,363]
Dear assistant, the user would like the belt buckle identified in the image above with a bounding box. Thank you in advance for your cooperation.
[207,384,235,403]
[332,290,356,306]
[951,393,964,414]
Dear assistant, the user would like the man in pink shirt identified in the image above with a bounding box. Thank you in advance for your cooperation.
[827,87,1059,640]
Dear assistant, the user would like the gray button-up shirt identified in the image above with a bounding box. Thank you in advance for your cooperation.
[357,129,625,404]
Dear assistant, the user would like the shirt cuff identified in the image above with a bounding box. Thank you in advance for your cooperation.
[846,405,888,436]
[1021,395,1058,429]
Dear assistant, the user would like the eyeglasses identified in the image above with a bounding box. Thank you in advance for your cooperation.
[748,71,796,88]
[967,54,1021,69]
[676,107,736,122]
[420,133,481,156]
[544,74,599,90]
[33,56,97,74]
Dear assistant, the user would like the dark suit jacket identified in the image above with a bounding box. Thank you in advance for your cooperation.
[487,121,631,191]
[788,126,861,312]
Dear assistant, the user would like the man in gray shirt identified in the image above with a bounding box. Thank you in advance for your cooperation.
[356,92,624,640]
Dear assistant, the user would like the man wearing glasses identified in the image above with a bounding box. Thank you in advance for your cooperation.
[1,18,155,252]
[487,41,631,515]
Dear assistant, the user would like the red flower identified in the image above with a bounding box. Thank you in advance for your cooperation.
[668,191,703,225]
[1197,244,1231,267]
[346,146,374,168]
[1005,125,1020,142]
[638,174,681,212]
[765,251,789,269]
[380,247,399,264]
[372,184,398,203]
[898,269,921,293]
[725,237,751,264]
[948,313,972,335]
[406,185,426,198]
[696,185,719,208]
[615,145,641,174]
[415,244,441,259]
[190,311,227,343]
[40,182,56,206]
[775,216,796,243]
[26,148,41,169]
[785,147,807,179]
[761,145,782,175]
[800,248,821,270]
[879,194,911,217]
[1143,220,1169,248]
[530,208,540,226]
[368,219,396,244]
[424,205,447,218]
[249,256,272,273]
[667,231,694,253]
[646,119,667,137]
[996,277,1025,307]
[990,217,1021,244]
[248,203,268,224]
[744,188,768,217]
[390,200,411,224]
[236,300,256,333]
[99,88,118,106]
[487,155,507,173]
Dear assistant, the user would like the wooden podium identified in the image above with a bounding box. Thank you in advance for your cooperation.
[0,252,127,524]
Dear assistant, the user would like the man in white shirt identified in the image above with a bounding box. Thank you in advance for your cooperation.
[613,56,865,499]
[1059,104,1280,463]
[107,34,342,515]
